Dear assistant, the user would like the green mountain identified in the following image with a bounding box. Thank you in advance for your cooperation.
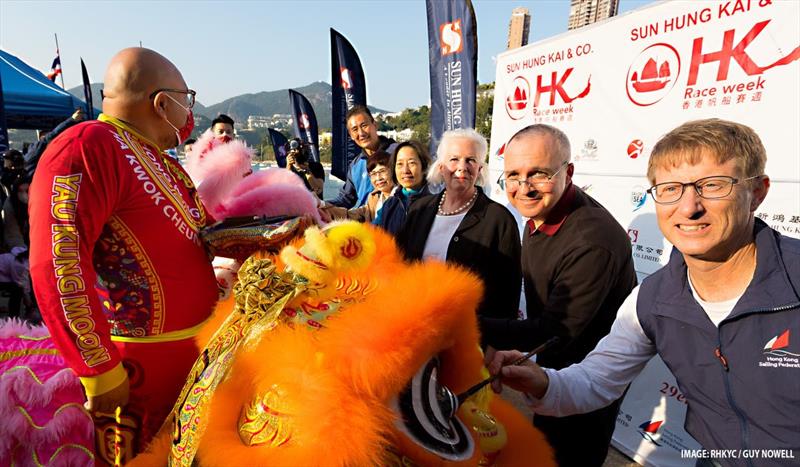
[67,83,103,103]
[69,81,389,129]
[67,83,209,115]
[200,81,388,129]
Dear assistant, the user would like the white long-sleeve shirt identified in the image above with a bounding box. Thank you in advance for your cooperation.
[529,285,656,416]
[528,281,740,416]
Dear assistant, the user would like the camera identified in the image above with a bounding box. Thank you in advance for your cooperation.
[287,139,310,165]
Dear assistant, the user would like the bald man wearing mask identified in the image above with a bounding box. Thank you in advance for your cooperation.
[29,48,218,463]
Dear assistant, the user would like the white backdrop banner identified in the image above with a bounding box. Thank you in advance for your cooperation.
[489,1,800,465]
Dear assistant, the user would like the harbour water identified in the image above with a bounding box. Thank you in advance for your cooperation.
[251,162,344,199]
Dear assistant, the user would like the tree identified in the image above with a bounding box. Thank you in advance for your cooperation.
[373,83,496,151]
[259,135,276,162]
[476,82,495,144]
[375,115,393,131]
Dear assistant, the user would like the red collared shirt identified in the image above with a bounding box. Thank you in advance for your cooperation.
[528,182,576,236]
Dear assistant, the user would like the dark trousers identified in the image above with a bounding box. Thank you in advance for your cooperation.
[0,282,22,318]
[534,398,622,467]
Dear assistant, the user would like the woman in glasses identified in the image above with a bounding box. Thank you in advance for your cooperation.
[322,150,396,222]
[396,129,521,347]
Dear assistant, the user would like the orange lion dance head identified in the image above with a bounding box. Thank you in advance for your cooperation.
[133,222,554,467]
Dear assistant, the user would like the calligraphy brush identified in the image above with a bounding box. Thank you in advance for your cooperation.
[456,336,560,404]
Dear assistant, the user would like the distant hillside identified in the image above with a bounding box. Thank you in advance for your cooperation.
[68,83,210,115]
[200,81,389,129]
[69,81,388,129]
[67,83,103,109]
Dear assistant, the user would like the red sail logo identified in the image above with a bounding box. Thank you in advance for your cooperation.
[631,59,672,92]
[641,420,663,434]
[507,86,527,110]
[765,330,790,351]
[626,43,681,107]
[763,329,799,357]
[495,142,506,159]
[638,419,663,446]
[505,76,530,120]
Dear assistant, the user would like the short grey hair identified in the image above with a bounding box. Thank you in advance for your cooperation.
[427,128,489,187]
[507,124,571,164]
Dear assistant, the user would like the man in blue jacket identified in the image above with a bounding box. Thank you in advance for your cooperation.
[488,118,799,467]
[325,105,395,208]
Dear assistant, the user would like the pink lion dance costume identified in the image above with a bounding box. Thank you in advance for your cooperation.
[0,319,94,466]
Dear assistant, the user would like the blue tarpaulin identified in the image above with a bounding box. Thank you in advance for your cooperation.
[0,49,96,129]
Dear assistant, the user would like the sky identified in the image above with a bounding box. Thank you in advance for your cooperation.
[1,0,654,112]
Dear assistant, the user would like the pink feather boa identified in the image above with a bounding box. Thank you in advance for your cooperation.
[184,130,255,215]
[182,130,321,223]
[217,169,322,223]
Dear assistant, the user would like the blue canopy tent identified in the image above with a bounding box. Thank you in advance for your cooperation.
[0,49,97,130]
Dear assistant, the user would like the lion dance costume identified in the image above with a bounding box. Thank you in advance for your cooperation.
[2,131,555,465]
[131,221,555,466]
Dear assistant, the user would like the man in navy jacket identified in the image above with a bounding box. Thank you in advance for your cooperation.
[488,119,799,467]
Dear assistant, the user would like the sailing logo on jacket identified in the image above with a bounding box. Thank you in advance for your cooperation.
[759,329,800,369]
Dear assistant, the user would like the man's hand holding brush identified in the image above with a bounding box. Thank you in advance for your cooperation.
[485,345,553,399]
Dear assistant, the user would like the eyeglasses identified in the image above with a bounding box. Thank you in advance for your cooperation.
[647,175,761,204]
[498,161,568,191]
[369,168,389,178]
[149,88,196,109]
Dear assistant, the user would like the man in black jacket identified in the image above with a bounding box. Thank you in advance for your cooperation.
[325,105,395,208]
[485,124,637,467]
[2,149,26,191]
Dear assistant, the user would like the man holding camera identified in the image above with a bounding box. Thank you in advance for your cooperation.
[286,138,324,197]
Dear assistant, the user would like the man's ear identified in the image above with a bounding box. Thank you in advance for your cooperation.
[750,175,770,212]
[152,92,168,117]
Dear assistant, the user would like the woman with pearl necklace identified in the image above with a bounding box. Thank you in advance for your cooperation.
[397,129,522,348]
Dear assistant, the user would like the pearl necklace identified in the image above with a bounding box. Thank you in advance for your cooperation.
[437,189,478,216]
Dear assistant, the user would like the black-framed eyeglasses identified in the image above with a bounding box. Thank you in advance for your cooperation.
[369,167,389,178]
[149,88,196,109]
[647,175,761,204]
[497,161,568,191]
